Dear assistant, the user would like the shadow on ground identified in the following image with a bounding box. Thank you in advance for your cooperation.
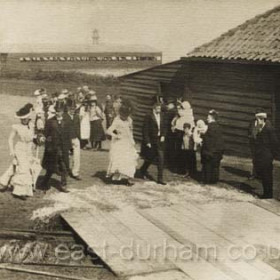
[223,166,251,178]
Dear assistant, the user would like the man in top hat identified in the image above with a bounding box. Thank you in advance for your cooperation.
[41,102,70,192]
[201,109,224,184]
[63,99,81,180]
[139,102,167,185]
[253,110,279,199]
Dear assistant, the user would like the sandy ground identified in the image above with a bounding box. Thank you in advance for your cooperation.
[1,94,280,279]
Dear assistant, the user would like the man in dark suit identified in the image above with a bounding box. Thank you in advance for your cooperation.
[254,111,279,199]
[139,102,167,185]
[63,100,81,180]
[164,100,177,170]
[41,105,70,192]
[201,109,224,184]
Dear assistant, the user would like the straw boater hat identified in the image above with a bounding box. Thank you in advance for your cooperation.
[15,103,34,119]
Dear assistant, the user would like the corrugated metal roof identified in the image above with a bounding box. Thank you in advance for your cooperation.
[187,5,280,63]
[0,43,161,54]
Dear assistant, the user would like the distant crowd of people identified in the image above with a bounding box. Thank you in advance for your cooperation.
[0,86,279,200]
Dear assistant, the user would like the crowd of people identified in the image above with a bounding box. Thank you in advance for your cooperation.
[0,86,279,200]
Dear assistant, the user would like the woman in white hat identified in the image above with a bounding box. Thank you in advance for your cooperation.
[0,104,35,200]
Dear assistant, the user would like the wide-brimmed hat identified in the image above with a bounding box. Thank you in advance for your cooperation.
[61,89,69,95]
[82,85,89,92]
[34,88,46,96]
[89,95,97,101]
[15,103,34,119]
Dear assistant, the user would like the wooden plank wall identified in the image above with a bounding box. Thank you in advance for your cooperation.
[120,61,183,141]
[187,61,274,156]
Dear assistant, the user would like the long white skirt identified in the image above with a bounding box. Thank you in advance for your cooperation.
[80,113,90,140]
[0,142,33,197]
[107,138,138,178]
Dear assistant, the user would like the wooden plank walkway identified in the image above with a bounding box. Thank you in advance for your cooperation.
[62,209,234,279]
[62,209,177,276]
[252,199,280,216]
[62,201,280,279]
[139,202,280,280]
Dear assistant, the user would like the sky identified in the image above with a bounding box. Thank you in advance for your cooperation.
[0,0,279,62]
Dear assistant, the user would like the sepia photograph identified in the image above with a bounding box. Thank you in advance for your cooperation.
[0,0,280,279]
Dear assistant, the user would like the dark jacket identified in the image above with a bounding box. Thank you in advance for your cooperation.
[201,121,224,161]
[104,100,114,116]
[254,122,279,168]
[140,112,167,161]
[63,113,81,140]
[142,112,167,145]
[42,116,71,173]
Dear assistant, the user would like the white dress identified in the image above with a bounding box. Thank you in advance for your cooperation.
[0,123,34,197]
[107,116,138,178]
[79,106,90,140]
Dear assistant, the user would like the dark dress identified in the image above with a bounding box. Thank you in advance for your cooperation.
[254,122,279,197]
[90,106,106,143]
[104,100,114,129]
[201,121,224,184]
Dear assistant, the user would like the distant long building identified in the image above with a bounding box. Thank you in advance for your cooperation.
[0,43,162,72]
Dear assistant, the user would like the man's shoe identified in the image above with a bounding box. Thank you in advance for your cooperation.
[71,175,82,181]
[60,184,69,193]
[60,187,69,193]
[157,181,167,186]
[259,194,273,199]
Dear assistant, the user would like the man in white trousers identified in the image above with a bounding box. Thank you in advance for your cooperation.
[63,100,82,180]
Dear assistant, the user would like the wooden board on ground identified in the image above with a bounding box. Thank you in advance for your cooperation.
[112,210,233,280]
[172,203,280,279]
[139,202,280,280]
[62,209,176,277]
[252,199,280,216]
[62,209,234,280]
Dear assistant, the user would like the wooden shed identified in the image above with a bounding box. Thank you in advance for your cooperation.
[120,5,280,157]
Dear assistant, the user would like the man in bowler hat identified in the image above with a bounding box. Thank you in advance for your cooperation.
[139,102,167,185]
[253,110,279,199]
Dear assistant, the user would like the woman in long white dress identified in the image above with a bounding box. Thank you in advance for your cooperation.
[0,103,35,200]
[79,101,91,149]
[106,103,138,186]
[171,100,195,174]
